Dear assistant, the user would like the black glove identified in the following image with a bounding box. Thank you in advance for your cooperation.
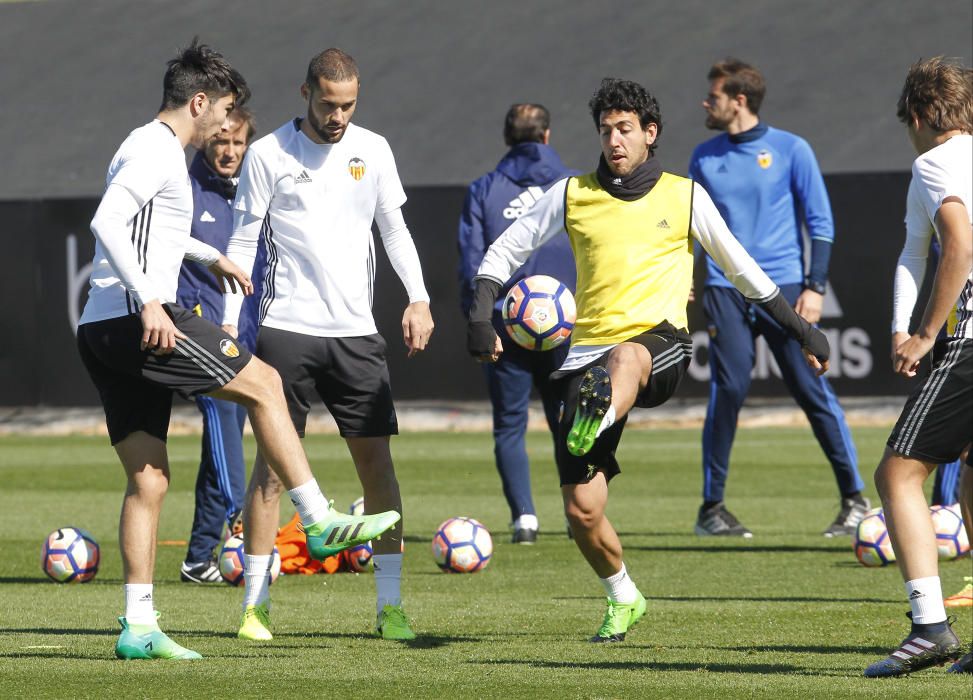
[467,278,501,357]
[756,290,830,363]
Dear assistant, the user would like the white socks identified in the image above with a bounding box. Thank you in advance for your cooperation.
[513,514,538,531]
[243,554,272,609]
[288,479,331,527]
[906,576,946,624]
[124,583,156,626]
[595,404,617,438]
[600,563,639,604]
[374,553,403,613]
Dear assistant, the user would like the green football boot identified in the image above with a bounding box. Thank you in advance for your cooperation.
[114,615,202,660]
[590,591,647,643]
[567,366,612,457]
[238,602,272,641]
[376,604,417,641]
[304,506,400,560]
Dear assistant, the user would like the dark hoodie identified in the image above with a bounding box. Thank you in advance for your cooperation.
[457,142,576,316]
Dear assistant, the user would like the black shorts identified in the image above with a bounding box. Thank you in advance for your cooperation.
[551,323,692,486]
[77,304,252,445]
[256,327,398,438]
[888,338,973,464]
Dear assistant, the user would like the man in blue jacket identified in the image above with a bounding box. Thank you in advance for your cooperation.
[690,59,868,538]
[177,107,264,582]
[458,104,575,543]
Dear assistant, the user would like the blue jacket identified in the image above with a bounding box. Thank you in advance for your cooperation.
[176,152,263,351]
[457,142,576,317]
[689,124,833,289]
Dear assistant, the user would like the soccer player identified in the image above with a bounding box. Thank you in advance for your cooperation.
[76,40,400,660]
[222,48,433,642]
[469,78,830,643]
[457,104,575,544]
[863,57,972,678]
[690,58,868,538]
[176,107,260,584]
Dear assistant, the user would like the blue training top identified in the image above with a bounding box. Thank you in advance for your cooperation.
[689,124,833,289]
[176,152,263,351]
[457,142,576,317]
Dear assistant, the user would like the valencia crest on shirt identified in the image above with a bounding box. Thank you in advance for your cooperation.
[756,150,773,169]
[348,157,366,181]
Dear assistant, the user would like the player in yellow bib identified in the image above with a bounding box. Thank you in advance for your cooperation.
[469,78,830,643]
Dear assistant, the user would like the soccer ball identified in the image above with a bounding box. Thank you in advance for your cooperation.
[930,504,970,560]
[502,275,576,351]
[349,497,365,516]
[219,534,281,586]
[41,527,99,583]
[431,517,492,573]
[853,508,896,567]
[345,542,373,573]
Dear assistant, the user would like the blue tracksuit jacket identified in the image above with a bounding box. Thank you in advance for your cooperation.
[457,142,576,317]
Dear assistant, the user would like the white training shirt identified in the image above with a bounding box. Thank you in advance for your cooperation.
[893,134,973,339]
[223,120,428,336]
[476,178,778,370]
[79,120,219,325]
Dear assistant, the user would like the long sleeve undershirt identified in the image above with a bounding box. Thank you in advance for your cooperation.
[90,183,219,307]
[222,206,429,327]
[476,179,777,302]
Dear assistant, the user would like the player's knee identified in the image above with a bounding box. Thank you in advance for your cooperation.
[242,358,285,406]
[608,342,649,372]
[128,466,169,500]
[564,499,601,532]
[717,375,749,404]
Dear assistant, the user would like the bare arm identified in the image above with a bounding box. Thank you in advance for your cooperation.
[893,198,973,376]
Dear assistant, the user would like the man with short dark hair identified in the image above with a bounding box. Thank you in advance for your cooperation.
[458,103,575,543]
[690,58,868,538]
[469,77,830,643]
[177,107,261,584]
[77,39,400,660]
[863,56,972,679]
[223,47,434,642]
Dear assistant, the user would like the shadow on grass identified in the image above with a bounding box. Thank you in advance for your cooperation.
[255,630,482,649]
[0,577,126,586]
[719,643,893,656]
[625,544,848,554]
[0,627,111,636]
[0,577,51,584]
[551,594,900,604]
[0,651,110,661]
[470,658,804,675]
[645,594,901,604]
[0,649,298,661]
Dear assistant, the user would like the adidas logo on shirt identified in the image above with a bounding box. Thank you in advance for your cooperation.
[295,170,313,184]
[657,219,671,229]
[502,186,546,220]
[199,211,216,223]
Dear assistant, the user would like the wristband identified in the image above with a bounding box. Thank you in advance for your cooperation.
[803,278,827,295]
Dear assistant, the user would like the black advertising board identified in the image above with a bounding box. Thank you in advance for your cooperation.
[0,173,923,405]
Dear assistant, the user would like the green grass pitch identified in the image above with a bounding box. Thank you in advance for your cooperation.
[0,427,970,698]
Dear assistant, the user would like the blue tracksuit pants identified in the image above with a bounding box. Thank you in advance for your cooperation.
[701,284,864,503]
[185,396,248,564]
[932,459,963,505]
[483,339,567,522]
